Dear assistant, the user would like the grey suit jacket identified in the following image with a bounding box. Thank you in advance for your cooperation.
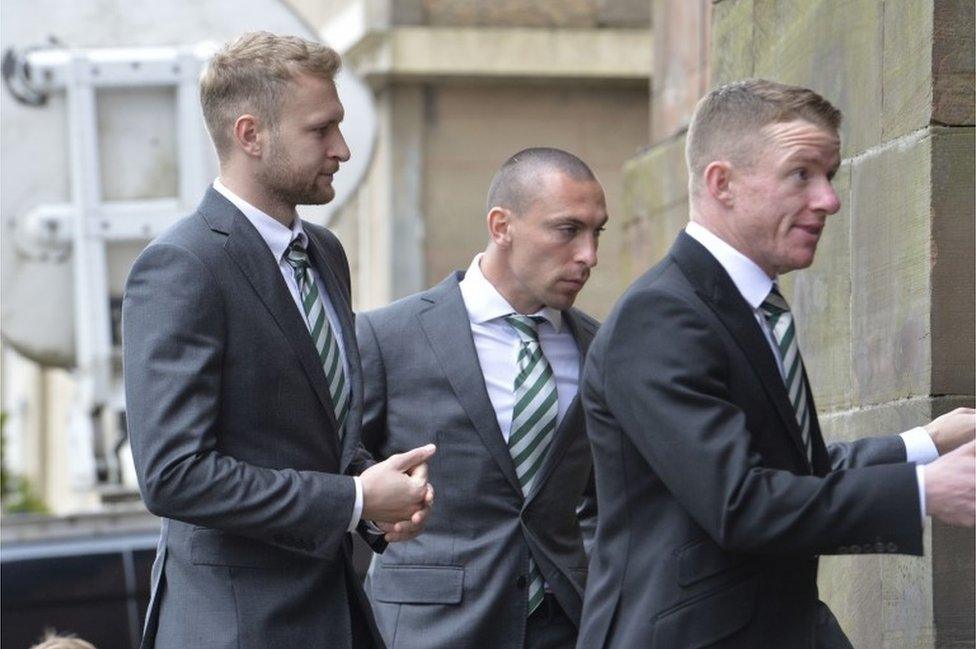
[357,272,598,649]
[123,188,385,649]
[577,232,922,649]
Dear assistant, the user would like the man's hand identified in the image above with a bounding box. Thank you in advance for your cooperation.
[925,407,976,455]
[375,462,436,542]
[360,444,436,524]
[925,440,976,527]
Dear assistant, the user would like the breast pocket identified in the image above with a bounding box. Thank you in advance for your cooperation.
[676,537,749,587]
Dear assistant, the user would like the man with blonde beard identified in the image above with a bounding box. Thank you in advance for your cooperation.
[123,32,435,649]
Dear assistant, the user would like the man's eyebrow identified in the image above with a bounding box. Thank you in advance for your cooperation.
[309,114,344,128]
[548,215,609,227]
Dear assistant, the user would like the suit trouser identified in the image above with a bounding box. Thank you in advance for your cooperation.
[525,594,577,649]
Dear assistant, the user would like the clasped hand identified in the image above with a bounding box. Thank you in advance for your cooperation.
[359,444,436,542]
[924,408,976,527]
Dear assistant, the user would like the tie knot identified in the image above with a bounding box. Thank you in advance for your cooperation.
[760,285,790,317]
[505,314,546,343]
[284,239,309,272]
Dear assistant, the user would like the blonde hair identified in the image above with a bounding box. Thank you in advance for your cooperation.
[29,631,97,649]
[200,31,341,160]
[686,79,842,195]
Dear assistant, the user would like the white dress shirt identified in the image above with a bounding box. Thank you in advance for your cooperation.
[213,179,364,532]
[685,221,938,519]
[458,254,582,442]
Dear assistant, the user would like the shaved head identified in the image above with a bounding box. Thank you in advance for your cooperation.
[486,147,597,214]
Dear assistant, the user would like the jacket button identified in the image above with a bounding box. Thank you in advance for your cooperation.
[887,543,898,553]
[516,575,527,589]
[874,542,885,553]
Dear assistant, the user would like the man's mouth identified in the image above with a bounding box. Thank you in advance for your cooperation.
[794,224,823,238]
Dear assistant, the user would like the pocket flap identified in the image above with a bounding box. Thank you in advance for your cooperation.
[654,576,758,648]
[191,529,302,569]
[372,564,464,604]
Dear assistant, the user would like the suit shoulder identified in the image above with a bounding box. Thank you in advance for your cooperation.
[151,211,213,250]
[135,212,224,271]
[361,290,434,326]
[599,256,710,341]
[567,307,600,332]
[304,221,344,252]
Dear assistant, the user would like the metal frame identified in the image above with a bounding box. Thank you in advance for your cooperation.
[16,45,215,490]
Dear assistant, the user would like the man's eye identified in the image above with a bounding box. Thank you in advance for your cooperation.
[793,168,809,180]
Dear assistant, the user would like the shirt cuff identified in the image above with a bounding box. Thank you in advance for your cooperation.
[916,464,927,522]
[901,426,939,464]
[348,476,364,533]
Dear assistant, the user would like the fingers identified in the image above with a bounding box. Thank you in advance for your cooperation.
[384,506,430,542]
[947,439,976,457]
[961,440,976,456]
[388,444,437,471]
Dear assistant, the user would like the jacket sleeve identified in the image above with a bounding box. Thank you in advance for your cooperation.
[123,242,357,560]
[576,468,598,558]
[827,435,907,471]
[592,286,923,557]
[352,311,391,554]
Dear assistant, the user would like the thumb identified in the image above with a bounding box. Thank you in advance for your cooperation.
[388,444,436,471]
[409,462,429,483]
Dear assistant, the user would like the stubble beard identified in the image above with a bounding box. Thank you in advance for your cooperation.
[262,141,334,208]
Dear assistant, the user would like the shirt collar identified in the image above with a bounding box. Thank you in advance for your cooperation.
[685,221,775,309]
[458,254,563,332]
[213,178,307,260]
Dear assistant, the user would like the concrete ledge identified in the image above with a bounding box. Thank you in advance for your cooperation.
[345,26,652,81]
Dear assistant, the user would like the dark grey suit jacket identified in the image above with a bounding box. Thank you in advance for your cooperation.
[357,273,598,649]
[123,188,384,649]
[577,232,923,649]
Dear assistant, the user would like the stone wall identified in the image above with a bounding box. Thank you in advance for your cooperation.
[390,0,650,28]
[623,1,974,646]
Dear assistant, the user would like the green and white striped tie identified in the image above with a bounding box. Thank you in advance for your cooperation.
[505,314,557,616]
[760,285,811,461]
[285,240,350,434]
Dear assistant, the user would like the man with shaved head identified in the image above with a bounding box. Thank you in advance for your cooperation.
[358,147,607,649]
[577,79,975,648]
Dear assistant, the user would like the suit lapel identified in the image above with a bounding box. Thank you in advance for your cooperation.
[304,233,364,472]
[209,194,340,442]
[671,232,811,468]
[523,308,597,505]
[418,274,523,496]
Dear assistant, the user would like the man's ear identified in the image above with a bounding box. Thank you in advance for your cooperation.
[233,114,263,158]
[487,206,514,247]
[703,160,735,208]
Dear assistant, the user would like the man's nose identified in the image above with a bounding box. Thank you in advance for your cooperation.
[812,179,840,215]
[331,128,351,162]
[577,236,598,268]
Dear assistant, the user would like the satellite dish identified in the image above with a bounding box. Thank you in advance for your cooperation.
[0,0,377,367]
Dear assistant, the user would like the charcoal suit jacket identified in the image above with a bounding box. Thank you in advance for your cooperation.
[576,231,922,649]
